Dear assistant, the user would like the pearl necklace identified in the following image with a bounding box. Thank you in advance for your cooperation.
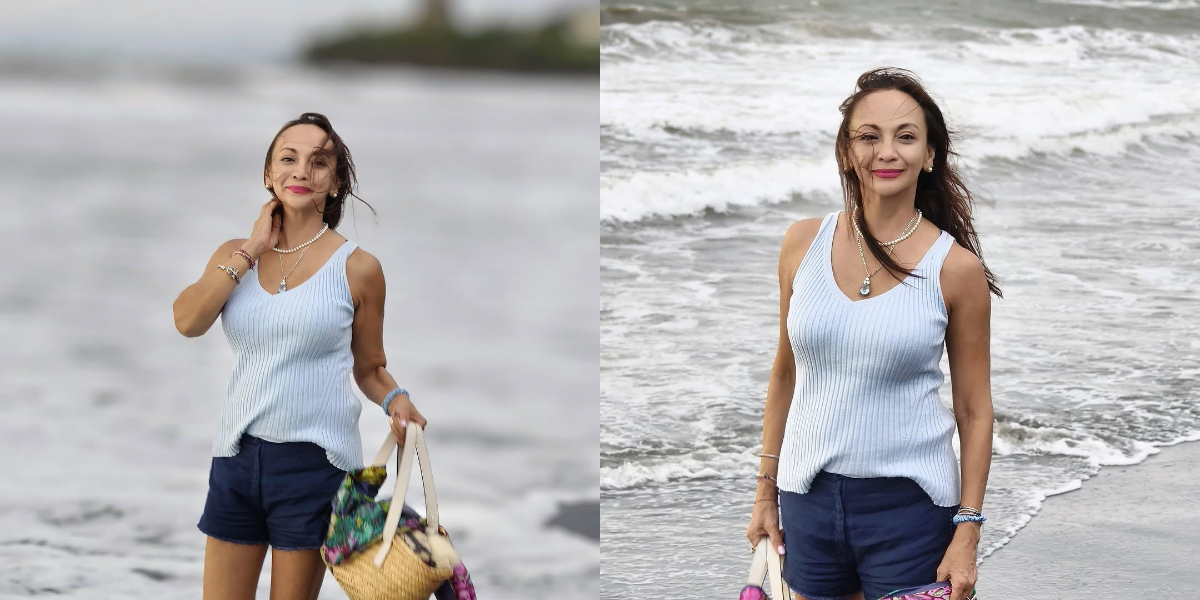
[851,209,922,296]
[273,223,329,253]
[272,223,329,293]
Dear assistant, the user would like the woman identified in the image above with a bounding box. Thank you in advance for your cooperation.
[172,112,427,600]
[745,69,999,600]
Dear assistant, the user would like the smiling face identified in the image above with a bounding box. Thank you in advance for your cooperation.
[844,89,935,199]
[264,124,339,209]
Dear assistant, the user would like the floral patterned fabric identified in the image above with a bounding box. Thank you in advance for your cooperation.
[321,464,478,600]
[322,465,393,566]
[877,582,975,600]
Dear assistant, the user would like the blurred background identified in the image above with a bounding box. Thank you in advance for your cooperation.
[0,1,598,598]
[600,0,1200,598]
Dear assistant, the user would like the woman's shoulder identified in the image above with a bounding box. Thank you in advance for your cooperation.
[939,241,988,310]
[344,243,384,305]
[344,242,381,275]
[783,214,828,245]
[780,214,829,260]
[941,241,984,280]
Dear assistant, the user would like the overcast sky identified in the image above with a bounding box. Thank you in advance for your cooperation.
[0,0,594,64]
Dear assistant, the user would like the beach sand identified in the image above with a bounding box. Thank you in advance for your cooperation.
[978,440,1200,597]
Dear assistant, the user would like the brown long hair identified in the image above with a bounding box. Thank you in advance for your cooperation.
[263,112,375,229]
[834,68,1001,298]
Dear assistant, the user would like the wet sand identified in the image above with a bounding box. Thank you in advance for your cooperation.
[978,440,1200,597]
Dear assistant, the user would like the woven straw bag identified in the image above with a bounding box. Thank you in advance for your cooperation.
[323,422,471,600]
[739,538,791,600]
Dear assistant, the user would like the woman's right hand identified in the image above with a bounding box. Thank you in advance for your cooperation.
[246,196,282,258]
[746,495,785,557]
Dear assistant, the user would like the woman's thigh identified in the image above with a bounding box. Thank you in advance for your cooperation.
[203,536,268,600]
[269,547,327,600]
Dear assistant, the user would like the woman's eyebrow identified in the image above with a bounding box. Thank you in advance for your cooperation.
[277,145,334,156]
[855,122,922,131]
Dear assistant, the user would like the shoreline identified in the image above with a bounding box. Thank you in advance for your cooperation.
[978,439,1200,596]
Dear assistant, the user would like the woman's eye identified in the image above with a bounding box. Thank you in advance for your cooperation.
[314,160,326,166]
[281,156,293,162]
[900,134,916,140]
[859,134,878,141]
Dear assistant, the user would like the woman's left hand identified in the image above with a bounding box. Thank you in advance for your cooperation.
[935,536,978,600]
[386,392,428,445]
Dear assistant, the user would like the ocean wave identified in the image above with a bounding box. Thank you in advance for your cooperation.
[603,18,1200,63]
[601,157,840,223]
[991,419,1162,466]
[601,451,755,490]
[601,3,787,27]
[602,4,688,25]
[600,422,1200,491]
[601,108,1200,223]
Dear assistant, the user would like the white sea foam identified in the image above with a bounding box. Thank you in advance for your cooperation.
[602,421,1198,491]
[601,157,840,222]
[602,20,1200,222]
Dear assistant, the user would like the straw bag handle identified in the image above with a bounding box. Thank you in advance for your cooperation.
[369,421,440,567]
[748,537,790,599]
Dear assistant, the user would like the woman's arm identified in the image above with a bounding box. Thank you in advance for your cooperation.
[758,218,820,490]
[174,197,279,337]
[942,244,995,545]
[745,218,820,554]
[172,238,255,337]
[347,249,427,436]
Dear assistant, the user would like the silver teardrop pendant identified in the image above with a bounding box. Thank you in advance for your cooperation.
[278,280,288,293]
[859,278,871,296]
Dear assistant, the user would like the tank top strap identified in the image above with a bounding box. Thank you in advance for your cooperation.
[327,239,358,294]
[813,210,840,255]
[338,239,359,260]
[924,230,956,274]
[818,210,839,239]
[793,211,840,286]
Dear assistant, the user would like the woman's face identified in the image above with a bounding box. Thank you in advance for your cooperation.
[264,124,339,209]
[845,89,934,199]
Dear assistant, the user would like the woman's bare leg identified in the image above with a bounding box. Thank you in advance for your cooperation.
[268,547,327,600]
[203,537,268,600]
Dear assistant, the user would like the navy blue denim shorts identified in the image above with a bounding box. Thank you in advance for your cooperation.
[778,471,960,600]
[197,434,347,550]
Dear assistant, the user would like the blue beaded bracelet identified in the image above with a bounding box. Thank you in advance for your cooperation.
[382,387,409,416]
[952,514,987,525]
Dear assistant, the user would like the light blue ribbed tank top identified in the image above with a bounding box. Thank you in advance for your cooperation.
[213,238,364,471]
[777,210,961,507]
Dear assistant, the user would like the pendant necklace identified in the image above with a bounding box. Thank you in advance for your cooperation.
[273,223,329,292]
[852,209,921,296]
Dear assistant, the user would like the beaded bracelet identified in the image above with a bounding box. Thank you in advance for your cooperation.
[952,514,987,525]
[382,387,410,416]
[233,248,255,271]
[756,473,777,484]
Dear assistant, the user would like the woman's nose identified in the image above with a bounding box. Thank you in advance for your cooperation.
[876,142,898,161]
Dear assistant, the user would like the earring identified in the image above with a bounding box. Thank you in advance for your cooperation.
[925,165,933,172]
[331,191,338,197]
[265,183,272,190]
